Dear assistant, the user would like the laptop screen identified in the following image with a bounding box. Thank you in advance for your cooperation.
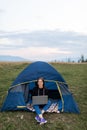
[32,95,48,105]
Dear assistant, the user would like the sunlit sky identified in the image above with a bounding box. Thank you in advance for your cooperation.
[0,0,87,61]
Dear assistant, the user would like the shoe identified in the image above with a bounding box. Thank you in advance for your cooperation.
[40,118,47,125]
[35,115,41,122]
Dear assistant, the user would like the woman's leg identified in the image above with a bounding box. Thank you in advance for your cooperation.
[42,100,51,113]
[33,104,48,124]
[33,105,44,120]
[33,105,42,115]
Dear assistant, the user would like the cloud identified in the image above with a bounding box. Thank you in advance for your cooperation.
[0,46,72,61]
[0,32,25,49]
[0,9,4,13]
[0,30,87,48]
[0,30,87,60]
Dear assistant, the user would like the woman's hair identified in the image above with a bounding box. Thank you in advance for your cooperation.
[35,77,45,87]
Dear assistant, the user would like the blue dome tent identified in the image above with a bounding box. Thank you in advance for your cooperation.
[1,61,79,113]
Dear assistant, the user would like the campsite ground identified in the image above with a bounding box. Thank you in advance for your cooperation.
[0,62,87,130]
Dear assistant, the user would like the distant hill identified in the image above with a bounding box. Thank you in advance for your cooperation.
[0,55,27,62]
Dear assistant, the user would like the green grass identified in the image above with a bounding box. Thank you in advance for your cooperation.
[0,62,87,130]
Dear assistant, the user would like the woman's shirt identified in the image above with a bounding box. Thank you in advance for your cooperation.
[32,87,48,96]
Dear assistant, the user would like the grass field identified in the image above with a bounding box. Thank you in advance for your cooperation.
[0,62,87,130]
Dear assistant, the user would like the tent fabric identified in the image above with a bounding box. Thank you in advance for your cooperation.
[1,61,80,113]
[1,92,26,111]
[12,61,65,86]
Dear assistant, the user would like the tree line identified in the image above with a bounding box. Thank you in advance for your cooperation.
[78,54,87,63]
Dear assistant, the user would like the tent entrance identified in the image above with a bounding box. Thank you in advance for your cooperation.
[9,80,64,112]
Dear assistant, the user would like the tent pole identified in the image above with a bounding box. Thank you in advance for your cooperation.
[17,106,26,108]
[56,81,64,112]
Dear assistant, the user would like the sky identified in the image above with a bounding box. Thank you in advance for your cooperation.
[0,0,87,61]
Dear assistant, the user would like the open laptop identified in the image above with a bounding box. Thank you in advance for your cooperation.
[32,95,48,105]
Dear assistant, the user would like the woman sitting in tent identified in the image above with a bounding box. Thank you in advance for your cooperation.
[32,77,51,125]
